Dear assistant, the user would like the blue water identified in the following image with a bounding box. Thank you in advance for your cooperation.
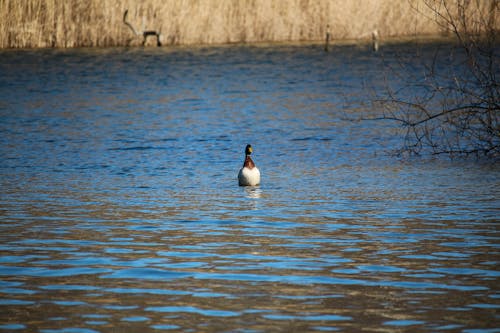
[0,43,499,332]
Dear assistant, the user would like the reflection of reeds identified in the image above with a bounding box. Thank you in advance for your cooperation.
[0,0,497,48]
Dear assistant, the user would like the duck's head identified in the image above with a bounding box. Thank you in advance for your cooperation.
[245,144,253,155]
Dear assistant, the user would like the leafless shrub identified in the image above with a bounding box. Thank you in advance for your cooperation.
[375,0,499,157]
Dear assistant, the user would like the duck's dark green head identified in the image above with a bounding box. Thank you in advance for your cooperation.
[245,144,253,155]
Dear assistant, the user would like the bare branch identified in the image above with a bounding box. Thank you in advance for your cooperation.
[372,0,499,157]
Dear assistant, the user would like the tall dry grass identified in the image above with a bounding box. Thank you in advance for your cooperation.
[0,0,498,48]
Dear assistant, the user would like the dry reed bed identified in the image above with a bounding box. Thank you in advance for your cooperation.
[0,0,498,48]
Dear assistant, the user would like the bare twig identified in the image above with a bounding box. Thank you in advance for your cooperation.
[375,0,499,157]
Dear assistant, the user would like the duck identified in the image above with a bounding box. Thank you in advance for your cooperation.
[238,144,261,186]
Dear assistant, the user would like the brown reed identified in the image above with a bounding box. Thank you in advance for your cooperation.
[0,0,497,48]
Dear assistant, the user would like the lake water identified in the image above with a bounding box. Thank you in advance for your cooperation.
[0,42,499,332]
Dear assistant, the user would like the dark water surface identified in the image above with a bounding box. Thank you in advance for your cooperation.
[0,43,499,332]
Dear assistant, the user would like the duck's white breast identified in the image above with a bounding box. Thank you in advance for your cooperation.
[238,166,261,186]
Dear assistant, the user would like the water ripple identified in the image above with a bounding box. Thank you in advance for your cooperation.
[0,44,498,332]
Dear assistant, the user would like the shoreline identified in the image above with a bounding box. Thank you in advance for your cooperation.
[0,34,458,51]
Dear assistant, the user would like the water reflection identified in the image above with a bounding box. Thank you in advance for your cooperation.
[0,44,499,332]
[244,186,262,199]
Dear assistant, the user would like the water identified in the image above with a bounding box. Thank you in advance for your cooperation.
[0,43,499,332]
